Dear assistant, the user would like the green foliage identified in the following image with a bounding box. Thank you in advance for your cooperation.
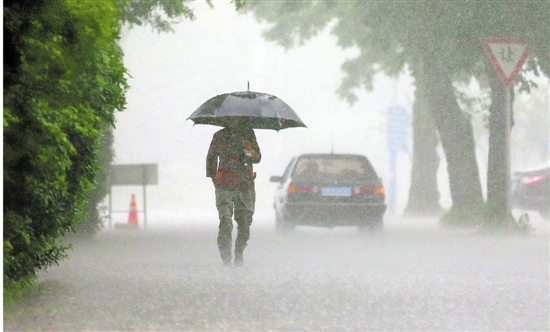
[3,0,127,285]
[117,0,247,32]
[73,129,115,237]
[117,0,198,32]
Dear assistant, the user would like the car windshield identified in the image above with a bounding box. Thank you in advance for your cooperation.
[292,155,377,180]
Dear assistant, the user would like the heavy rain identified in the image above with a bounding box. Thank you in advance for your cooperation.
[4,1,549,331]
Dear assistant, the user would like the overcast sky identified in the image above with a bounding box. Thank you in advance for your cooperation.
[109,1,429,226]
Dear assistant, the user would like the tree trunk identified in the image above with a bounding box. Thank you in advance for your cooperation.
[404,65,441,217]
[486,64,514,227]
[423,58,484,219]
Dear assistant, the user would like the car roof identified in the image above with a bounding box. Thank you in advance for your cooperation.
[514,162,550,173]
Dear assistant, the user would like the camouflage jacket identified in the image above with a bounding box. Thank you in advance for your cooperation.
[206,127,261,189]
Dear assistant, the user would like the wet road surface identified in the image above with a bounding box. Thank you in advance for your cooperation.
[4,216,549,331]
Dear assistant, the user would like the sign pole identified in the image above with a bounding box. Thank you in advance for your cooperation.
[143,184,147,230]
[142,164,148,230]
[505,86,512,225]
[483,38,531,226]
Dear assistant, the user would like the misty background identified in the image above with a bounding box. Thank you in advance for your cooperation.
[106,1,548,228]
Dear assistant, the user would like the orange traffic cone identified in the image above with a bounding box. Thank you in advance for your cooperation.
[127,194,138,226]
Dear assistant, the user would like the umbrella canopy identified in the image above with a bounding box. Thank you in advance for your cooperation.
[187,90,307,131]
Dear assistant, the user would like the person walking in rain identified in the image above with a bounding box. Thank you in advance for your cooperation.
[206,117,261,266]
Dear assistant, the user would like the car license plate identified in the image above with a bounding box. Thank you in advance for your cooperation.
[322,187,351,196]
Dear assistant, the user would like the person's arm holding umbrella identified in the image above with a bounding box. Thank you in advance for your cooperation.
[240,125,261,182]
[242,129,261,164]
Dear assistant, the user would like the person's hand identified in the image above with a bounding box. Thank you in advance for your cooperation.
[212,173,223,186]
[243,140,255,158]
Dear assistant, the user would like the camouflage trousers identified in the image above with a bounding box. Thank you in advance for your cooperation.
[215,186,255,263]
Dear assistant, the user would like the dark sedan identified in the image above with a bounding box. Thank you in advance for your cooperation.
[270,153,387,232]
[512,164,549,219]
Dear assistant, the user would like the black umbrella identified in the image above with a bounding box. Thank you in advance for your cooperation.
[187,89,307,131]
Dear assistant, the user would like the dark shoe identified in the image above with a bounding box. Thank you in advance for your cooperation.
[234,252,244,267]
[220,251,232,267]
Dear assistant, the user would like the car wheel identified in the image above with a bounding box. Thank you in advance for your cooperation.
[359,215,383,234]
[276,212,295,233]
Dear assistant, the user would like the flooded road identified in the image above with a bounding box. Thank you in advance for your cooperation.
[4,216,549,331]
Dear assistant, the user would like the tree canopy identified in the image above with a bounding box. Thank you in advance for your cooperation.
[245,1,548,100]
[116,0,246,32]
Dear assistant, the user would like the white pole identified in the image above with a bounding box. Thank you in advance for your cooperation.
[142,164,147,230]
[143,184,147,230]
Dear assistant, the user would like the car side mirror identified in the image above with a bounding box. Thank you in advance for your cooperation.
[270,176,283,183]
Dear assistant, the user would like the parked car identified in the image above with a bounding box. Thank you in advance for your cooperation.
[511,164,549,219]
[269,153,387,232]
